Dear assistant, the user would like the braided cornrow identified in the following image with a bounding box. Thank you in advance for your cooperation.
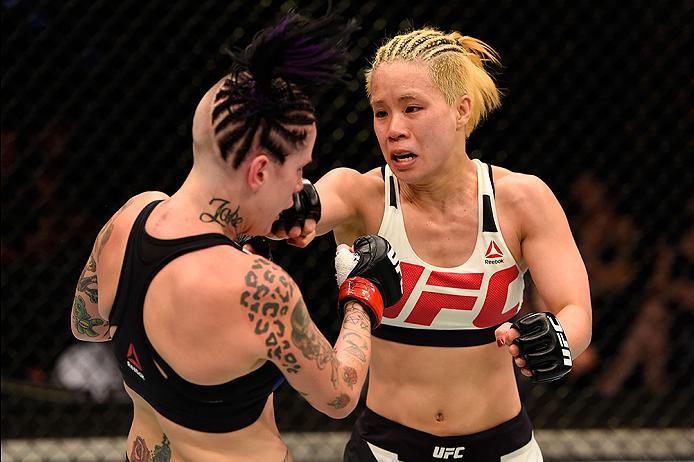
[213,10,357,168]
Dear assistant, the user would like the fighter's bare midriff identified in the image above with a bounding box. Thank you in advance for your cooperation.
[347,165,524,435]
[366,338,521,435]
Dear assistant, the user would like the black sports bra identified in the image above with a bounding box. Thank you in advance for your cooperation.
[109,200,284,433]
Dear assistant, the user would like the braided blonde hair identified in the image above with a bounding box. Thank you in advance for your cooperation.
[366,28,502,137]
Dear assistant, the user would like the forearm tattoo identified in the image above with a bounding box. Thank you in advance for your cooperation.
[240,258,300,373]
[342,302,372,330]
[291,299,339,389]
[341,331,368,363]
[199,198,244,232]
[342,365,358,389]
[327,393,350,409]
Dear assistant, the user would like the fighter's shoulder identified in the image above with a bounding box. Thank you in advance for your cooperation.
[320,166,384,188]
[122,191,170,213]
[94,191,169,253]
[317,167,384,207]
[108,191,170,224]
[492,167,556,217]
[212,252,300,314]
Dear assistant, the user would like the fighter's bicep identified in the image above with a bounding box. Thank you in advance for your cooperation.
[239,258,339,394]
[315,168,364,236]
[520,178,590,311]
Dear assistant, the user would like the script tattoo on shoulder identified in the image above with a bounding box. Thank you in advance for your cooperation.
[199,198,243,231]
[291,299,339,389]
[240,258,299,373]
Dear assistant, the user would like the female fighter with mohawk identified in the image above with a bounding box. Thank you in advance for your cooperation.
[277,28,592,461]
[69,11,402,462]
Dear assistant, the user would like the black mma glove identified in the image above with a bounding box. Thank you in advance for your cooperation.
[335,235,403,330]
[512,312,573,383]
[271,179,321,235]
[237,235,272,260]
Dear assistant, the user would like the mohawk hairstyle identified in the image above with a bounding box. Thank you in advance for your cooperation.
[213,10,358,168]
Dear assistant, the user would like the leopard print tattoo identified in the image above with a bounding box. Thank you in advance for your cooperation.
[240,258,299,373]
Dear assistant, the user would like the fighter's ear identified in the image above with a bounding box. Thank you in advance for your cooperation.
[455,95,472,130]
[246,152,270,192]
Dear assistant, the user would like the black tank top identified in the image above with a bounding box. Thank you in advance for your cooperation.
[109,200,284,433]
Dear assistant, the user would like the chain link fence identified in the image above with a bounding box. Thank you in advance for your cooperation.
[2,0,692,460]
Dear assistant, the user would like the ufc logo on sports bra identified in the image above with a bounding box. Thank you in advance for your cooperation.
[383,262,520,328]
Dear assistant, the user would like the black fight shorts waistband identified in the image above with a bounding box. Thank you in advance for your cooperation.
[354,406,533,462]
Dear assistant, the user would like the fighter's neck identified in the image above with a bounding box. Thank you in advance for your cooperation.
[170,172,247,240]
[398,157,478,212]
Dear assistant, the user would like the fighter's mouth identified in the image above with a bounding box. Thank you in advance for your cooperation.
[392,152,417,162]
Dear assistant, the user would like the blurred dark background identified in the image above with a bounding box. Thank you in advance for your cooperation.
[2,0,692,443]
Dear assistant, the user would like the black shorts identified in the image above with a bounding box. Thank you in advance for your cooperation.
[343,407,537,462]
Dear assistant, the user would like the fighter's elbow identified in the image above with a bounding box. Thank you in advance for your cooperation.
[319,393,359,419]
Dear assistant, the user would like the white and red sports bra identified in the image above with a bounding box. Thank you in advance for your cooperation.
[374,160,527,347]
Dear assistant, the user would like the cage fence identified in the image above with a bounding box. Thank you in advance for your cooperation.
[2,0,692,461]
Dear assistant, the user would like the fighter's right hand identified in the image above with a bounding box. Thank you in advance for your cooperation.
[270,179,320,247]
[335,235,403,329]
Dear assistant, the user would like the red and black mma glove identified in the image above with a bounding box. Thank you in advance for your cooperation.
[271,179,321,235]
[237,235,273,260]
[336,235,403,330]
[512,312,573,383]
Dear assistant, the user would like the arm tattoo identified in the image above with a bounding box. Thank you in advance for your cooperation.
[199,198,244,232]
[327,393,351,409]
[342,331,368,363]
[240,258,299,373]
[342,365,358,389]
[291,299,339,389]
[86,254,96,272]
[77,255,98,303]
[95,197,136,260]
[343,303,371,330]
[95,222,113,259]
[72,296,105,337]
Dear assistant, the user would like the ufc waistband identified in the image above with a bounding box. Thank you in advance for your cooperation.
[344,406,533,462]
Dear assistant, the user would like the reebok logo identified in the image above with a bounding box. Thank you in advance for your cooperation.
[433,446,465,459]
[484,241,504,264]
[126,342,145,380]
